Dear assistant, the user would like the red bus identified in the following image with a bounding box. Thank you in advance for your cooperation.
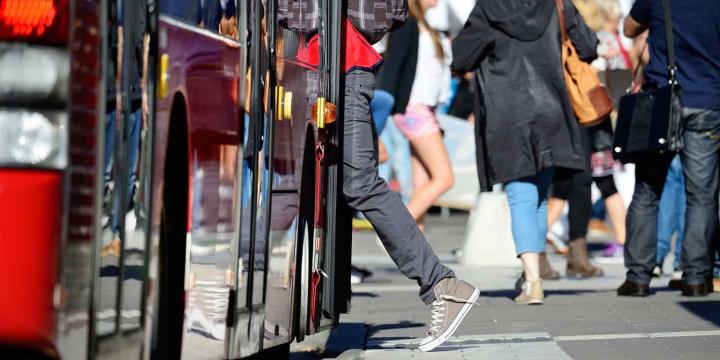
[0,0,351,358]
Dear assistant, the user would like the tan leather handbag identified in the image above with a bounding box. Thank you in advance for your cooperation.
[556,0,612,127]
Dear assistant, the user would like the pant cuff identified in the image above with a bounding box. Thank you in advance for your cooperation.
[626,272,651,285]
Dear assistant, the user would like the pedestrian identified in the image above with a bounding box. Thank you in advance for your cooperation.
[618,0,720,297]
[452,0,598,305]
[593,0,633,72]
[376,0,455,231]
[547,151,606,279]
[341,0,479,351]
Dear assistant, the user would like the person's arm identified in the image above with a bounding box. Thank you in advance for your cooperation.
[624,0,650,39]
[116,26,123,114]
[142,33,149,126]
[564,0,598,63]
[375,20,415,96]
[450,2,493,73]
[623,16,648,39]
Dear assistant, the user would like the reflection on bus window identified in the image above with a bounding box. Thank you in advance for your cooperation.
[97,0,149,336]
[160,0,239,39]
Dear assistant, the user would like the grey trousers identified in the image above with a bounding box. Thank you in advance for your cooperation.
[342,69,455,305]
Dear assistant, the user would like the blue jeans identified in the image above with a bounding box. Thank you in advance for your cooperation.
[378,118,412,203]
[370,89,394,135]
[104,108,141,232]
[505,168,555,255]
[656,155,685,268]
[680,107,720,285]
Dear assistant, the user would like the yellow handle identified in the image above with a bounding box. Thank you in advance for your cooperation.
[158,54,169,98]
[316,97,326,129]
[283,91,293,121]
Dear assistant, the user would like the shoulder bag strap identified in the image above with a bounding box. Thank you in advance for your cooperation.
[555,0,568,43]
[662,0,677,84]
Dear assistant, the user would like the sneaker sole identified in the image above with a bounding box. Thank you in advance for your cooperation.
[515,298,544,305]
[418,288,480,352]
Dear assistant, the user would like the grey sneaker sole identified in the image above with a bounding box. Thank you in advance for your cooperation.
[418,288,480,352]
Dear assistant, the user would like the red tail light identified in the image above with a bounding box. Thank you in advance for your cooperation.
[0,0,68,44]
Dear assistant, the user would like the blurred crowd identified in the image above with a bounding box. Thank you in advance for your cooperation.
[351,0,720,302]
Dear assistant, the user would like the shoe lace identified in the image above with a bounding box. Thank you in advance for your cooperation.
[427,298,446,336]
[427,295,480,336]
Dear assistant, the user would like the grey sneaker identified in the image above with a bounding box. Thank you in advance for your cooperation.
[418,278,479,352]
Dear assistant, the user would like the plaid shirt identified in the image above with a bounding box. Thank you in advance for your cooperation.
[278,0,320,32]
[279,0,408,44]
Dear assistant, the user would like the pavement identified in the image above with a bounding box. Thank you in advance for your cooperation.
[293,212,720,360]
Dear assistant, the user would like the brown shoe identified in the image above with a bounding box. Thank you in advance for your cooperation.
[100,238,121,258]
[515,280,544,305]
[682,282,711,297]
[540,253,560,280]
[566,238,604,278]
[617,279,649,297]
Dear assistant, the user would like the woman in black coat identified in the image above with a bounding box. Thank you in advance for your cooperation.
[451,0,598,304]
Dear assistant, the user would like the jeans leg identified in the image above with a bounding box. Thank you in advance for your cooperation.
[657,156,681,265]
[388,119,413,203]
[506,168,554,256]
[625,153,674,284]
[673,156,686,269]
[536,169,554,249]
[342,70,454,305]
[104,111,116,185]
[370,89,394,135]
[126,108,142,206]
[681,108,720,285]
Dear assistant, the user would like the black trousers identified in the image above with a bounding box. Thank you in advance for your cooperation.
[552,170,593,241]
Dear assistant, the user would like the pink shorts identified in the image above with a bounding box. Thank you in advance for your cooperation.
[393,104,440,140]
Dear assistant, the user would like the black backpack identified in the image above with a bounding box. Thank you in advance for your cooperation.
[278,0,408,44]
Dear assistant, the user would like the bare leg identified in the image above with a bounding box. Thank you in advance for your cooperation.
[521,253,541,282]
[406,131,454,221]
[411,152,431,228]
[604,193,627,245]
[546,197,566,228]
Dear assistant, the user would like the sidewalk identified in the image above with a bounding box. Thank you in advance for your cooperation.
[320,213,720,360]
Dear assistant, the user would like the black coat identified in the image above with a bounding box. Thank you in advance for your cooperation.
[451,0,598,190]
[375,18,419,115]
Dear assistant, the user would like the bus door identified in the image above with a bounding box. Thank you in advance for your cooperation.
[260,0,344,346]
[318,0,352,330]
[229,0,340,355]
[94,0,153,356]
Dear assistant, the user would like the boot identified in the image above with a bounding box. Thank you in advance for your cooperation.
[540,252,561,280]
[566,238,604,278]
[515,279,544,305]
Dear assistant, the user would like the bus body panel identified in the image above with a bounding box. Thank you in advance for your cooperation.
[156,15,242,358]
[263,55,322,348]
[0,170,62,355]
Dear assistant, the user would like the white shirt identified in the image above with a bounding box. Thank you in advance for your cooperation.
[408,28,453,107]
